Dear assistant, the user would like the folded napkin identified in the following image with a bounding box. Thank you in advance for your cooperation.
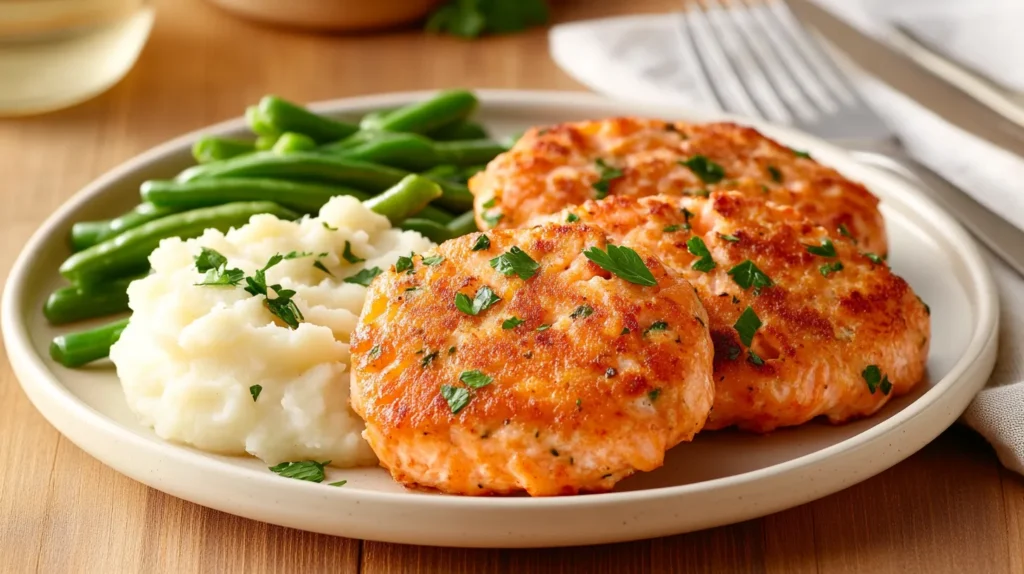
[548,0,1024,474]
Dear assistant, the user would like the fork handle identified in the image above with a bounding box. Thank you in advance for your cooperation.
[846,145,1024,277]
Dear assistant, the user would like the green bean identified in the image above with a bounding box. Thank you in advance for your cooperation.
[358,109,394,132]
[141,178,369,214]
[364,175,442,225]
[400,218,453,243]
[434,140,504,166]
[60,201,298,285]
[446,211,479,237]
[330,132,503,171]
[44,276,140,325]
[374,90,478,134]
[422,164,486,186]
[246,106,278,137]
[70,203,183,252]
[255,134,278,150]
[256,96,358,143]
[319,130,382,153]
[50,318,129,368]
[417,205,456,224]
[427,119,488,141]
[192,137,255,164]
[176,152,474,212]
[271,132,317,154]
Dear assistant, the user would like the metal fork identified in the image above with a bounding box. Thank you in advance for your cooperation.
[678,0,1024,276]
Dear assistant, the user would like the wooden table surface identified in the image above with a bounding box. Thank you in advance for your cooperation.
[1,0,1022,572]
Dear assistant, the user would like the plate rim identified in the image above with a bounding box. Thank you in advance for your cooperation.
[1,89,1000,536]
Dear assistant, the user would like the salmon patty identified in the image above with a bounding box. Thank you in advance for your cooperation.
[551,192,929,432]
[350,224,714,495]
[471,118,886,255]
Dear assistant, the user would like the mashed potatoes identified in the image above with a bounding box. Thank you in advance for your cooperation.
[110,196,434,467]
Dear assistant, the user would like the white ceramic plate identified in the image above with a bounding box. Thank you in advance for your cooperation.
[3,90,999,548]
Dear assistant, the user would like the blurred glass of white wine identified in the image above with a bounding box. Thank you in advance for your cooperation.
[0,0,154,116]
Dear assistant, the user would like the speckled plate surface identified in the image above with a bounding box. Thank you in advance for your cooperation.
[2,90,998,548]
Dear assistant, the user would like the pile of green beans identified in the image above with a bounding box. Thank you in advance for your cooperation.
[50,89,496,368]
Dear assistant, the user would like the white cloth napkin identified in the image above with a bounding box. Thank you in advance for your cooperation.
[548,1,1024,474]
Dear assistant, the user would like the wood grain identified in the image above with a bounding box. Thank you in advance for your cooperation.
[0,0,1021,572]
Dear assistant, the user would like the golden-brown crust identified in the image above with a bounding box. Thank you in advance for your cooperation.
[350,225,714,495]
[471,118,887,255]
[551,192,930,432]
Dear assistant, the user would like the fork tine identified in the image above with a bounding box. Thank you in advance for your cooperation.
[681,1,764,119]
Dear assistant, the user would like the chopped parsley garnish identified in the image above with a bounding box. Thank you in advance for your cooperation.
[806,238,836,258]
[838,223,856,243]
[593,158,624,199]
[502,317,524,329]
[440,385,471,414]
[726,345,741,361]
[761,184,770,194]
[459,370,493,389]
[448,346,456,354]
[368,345,381,359]
[863,252,884,264]
[862,365,892,395]
[718,233,740,243]
[482,198,496,209]
[422,255,445,266]
[791,148,812,159]
[328,481,347,487]
[648,388,662,402]
[312,255,333,276]
[481,210,504,228]
[620,327,630,335]
[395,254,414,273]
[748,350,765,366]
[343,267,383,286]
[490,246,540,280]
[322,222,338,231]
[767,165,783,182]
[420,350,439,368]
[570,305,594,319]
[727,260,774,293]
[643,321,668,336]
[686,236,716,273]
[405,286,419,292]
[536,324,551,331]
[194,248,244,287]
[663,224,682,232]
[268,460,329,482]
[342,241,364,264]
[455,285,501,316]
[249,385,262,401]
[283,251,312,260]
[471,234,491,251]
[820,261,844,277]
[681,208,694,230]
[917,295,930,315]
[244,254,304,328]
[583,244,657,286]
[734,306,761,347]
[566,213,580,223]
[680,155,725,184]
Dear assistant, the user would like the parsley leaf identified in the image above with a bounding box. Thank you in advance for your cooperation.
[249,385,262,401]
[593,158,624,199]
[196,267,245,287]
[266,286,304,328]
[648,388,662,402]
[727,260,774,293]
[643,321,668,336]
[734,306,762,347]
[368,345,381,359]
[570,305,594,319]
[322,222,338,231]
[566,213,580,223]
[343,267,383,286]
[422,255,445,266]
[481,210,504,228]
[791,148,812,159]
[838,224,856,243]
[440,385,471,414]
[471,234,491,251]
[681,207,694,230]
[663,224,682,232]
[686,236,716,272]
[820,261,843,277]
[863,252,884,264]
[283,251,312,260]
[490,246,540,280]
[455,285,501,316]
[342,241,364,264]
[680,155,725,183]
[195,248,227,272]
[460,370,493,389]
[583,244,657,286]
[536,323,551,331]
[718,233,740,243]
[328,480,347,487]
[726,345,741,361]
[395,255,413,273]
[420,350,439,368]
[918,295,930,316]
[269,460,329,483]
[767,165,783,182]
[620,327,630,335]
[748,350,765,366]
[862,365,891,395]
[502,317,524,329]
[482,198,496,209]
[806,238,836,258]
